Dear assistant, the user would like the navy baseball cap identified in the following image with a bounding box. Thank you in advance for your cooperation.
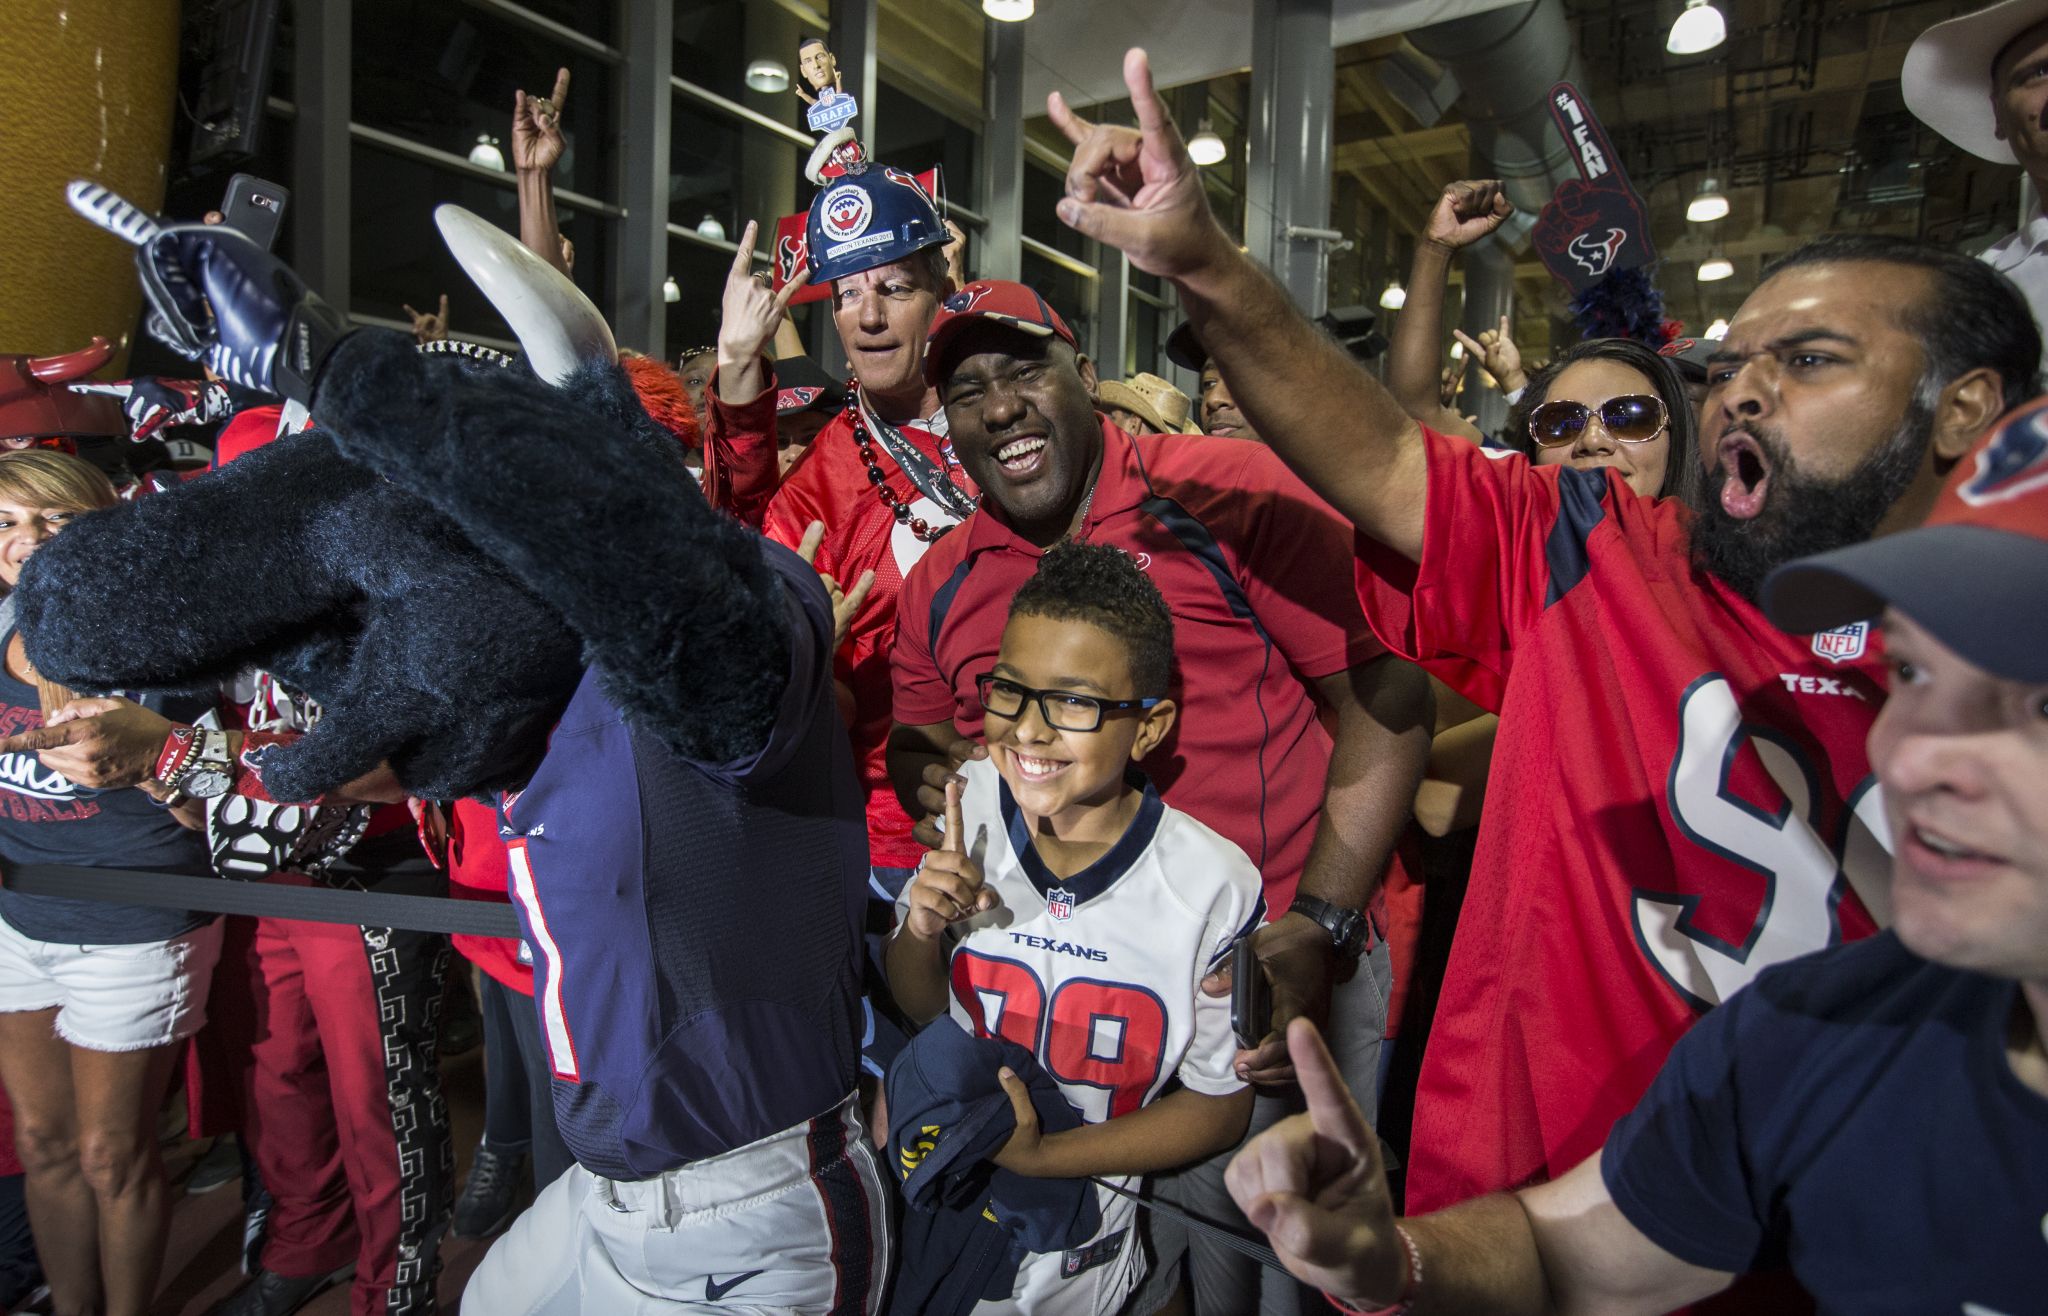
[772,356,847,416]
[924,280,1077,386]
[1764,395,2048,681]
[1164,320,1207,372]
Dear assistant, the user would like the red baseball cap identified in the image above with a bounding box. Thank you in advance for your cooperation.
[1763,394,2048,680]
[924,280,1077,385]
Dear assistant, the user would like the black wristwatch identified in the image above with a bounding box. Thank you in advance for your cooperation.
[1288,895,1370,961]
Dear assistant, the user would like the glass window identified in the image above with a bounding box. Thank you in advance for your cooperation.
[673,0,820,120]
[1022,160,1089,264]
[349,143,614,344]
[1127,293,1163,380]
[664,238,735,367]
[668,102,810,238]
[874,79,980,213]
[350,0,617,202]
[1020,249,1095,360]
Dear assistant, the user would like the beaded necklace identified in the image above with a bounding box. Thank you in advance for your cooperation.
[848,390,977,542]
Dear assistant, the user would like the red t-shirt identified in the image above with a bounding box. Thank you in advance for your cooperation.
[893,419,1386,914]
[1369,430,1889,1215]
[448,795,530,993]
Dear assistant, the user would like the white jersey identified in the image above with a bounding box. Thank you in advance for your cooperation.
[900,757,1264,1315]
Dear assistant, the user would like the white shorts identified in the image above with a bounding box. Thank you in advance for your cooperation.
[463,1090,890,1315]
[0,914,224,1052]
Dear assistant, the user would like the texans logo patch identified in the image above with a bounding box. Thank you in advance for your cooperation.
[1959,401,2048,506]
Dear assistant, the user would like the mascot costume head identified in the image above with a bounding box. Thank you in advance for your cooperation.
[13,189,771,803]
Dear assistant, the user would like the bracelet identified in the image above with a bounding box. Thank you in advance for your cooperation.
[154,727,198,786]
[1324,1224,1421,1316]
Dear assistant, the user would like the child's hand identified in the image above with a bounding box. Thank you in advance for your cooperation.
[991,1065,1053,1175]
[904,779,998,940]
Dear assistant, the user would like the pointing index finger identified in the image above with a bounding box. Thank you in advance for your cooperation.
[1288,1018,1372,1154]
[796,520,825,566]
[1123,48,1174,145]
[943,779,965,855]
[550,67,572,112]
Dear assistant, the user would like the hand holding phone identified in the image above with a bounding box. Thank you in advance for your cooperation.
[1230,934,1272,1049]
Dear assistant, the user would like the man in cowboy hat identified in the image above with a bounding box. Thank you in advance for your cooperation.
[1096,371,1197,436]
[1904,0,2048,357]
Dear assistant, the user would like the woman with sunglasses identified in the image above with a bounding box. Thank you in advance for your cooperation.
[1505,338,1700,502]
[1389,181,1702,500]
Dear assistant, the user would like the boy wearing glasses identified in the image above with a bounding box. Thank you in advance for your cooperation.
[886,542,1262,1316]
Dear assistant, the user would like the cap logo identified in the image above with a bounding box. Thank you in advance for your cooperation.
[944,284,994,313]
[1659,338,1696,357]
[775,230,807,283]
[1811,620,1869,665]
[1958,403,2048,507]
[820,183,874,243]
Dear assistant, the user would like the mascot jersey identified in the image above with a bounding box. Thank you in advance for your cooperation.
[1362,430,1887,1220]
[500,542,871,1180]
[758,401,975,870]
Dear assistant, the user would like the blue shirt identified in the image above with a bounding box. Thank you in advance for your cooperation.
[500,542,870,1180]
[0,622,214,945]
[1603,931,2048,1313]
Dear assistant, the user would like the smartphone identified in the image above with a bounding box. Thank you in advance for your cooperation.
[1230,935,1272,1049]
[221,173,289,250]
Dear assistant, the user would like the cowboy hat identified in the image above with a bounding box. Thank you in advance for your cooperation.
[1098,373,1197,435]
[1902,0,2048,164]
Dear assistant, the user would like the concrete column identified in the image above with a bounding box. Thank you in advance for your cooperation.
[1245,0,1335,316]
[616,0,673,357]
[1094,250,1129,380]
[295,0,352,312]
[0,0,181,361]
[979,16,1026,284]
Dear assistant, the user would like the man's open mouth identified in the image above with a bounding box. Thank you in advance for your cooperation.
[995,434,1048,476]
[1717,431,1773,520]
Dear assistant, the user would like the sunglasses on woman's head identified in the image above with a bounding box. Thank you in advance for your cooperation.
[1527,394,1668,448]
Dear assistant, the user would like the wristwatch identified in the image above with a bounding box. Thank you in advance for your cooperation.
[1288,894,1370,961]
[160,728,235,800]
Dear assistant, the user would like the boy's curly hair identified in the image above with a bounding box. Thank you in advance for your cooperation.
[1009,540,1174,698]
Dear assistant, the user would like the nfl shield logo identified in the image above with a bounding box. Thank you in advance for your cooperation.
[1047,888,1074,921]
[1811,621,1869,665]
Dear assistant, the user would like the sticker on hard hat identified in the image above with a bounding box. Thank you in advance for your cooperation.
[821,184,874,242]
[824,232,892,260]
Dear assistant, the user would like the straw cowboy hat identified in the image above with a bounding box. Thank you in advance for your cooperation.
[1098,372,1197,435]
[1902,0,2048,164]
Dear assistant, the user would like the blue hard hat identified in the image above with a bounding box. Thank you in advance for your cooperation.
[804,167,948,286]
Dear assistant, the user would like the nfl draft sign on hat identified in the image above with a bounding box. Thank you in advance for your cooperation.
[1764,394,2048,682]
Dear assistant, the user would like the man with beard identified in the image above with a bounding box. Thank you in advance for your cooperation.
[888,282,1431,1312]
[1045,47,2040,1252]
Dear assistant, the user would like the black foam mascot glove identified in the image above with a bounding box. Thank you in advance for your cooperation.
[134,225,354,406]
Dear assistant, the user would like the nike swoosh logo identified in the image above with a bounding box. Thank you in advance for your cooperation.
[704,1270,765,1302]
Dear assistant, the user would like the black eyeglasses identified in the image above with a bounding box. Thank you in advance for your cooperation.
[1527,394,1669,448]
[975,674,1160,733]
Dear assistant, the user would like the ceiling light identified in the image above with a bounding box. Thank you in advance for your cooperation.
[1666,0,1726,55]
[467,134,505,171]
[1686,177,1729,223]
[663,275,681,304]
[1704,317,1729,339]
[744,59,790,94]
[1379,280,1406,310]
[696,214,727,243]
[1697,252,1734,282]
[983,0,1034,19]
[1187,120,1227,167]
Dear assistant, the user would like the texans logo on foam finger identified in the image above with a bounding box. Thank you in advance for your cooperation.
[1568,227,1627,278]
[1959,401,2048,507]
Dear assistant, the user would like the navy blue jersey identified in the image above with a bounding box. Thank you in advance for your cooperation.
[1603,931,2048,1312]
[501,543,870,1180]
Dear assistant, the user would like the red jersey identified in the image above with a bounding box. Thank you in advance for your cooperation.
[708,376,975,869]
[1371,431,1889,1215]
[893,419,1386,914]
[447,795,529,993]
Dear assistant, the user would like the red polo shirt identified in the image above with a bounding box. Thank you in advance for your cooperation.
[891,418,1385,913]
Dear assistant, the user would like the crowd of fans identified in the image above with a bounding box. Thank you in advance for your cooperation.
[0,4,2046,1314]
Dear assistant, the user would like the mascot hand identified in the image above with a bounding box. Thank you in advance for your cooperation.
[71,377,231,441]
[136,226,354,405]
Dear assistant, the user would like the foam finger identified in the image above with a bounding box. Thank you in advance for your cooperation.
[67,181,162,247]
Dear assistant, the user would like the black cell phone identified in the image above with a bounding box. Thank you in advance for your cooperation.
[1230,935,1272,1049]
[220,173,289,250]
